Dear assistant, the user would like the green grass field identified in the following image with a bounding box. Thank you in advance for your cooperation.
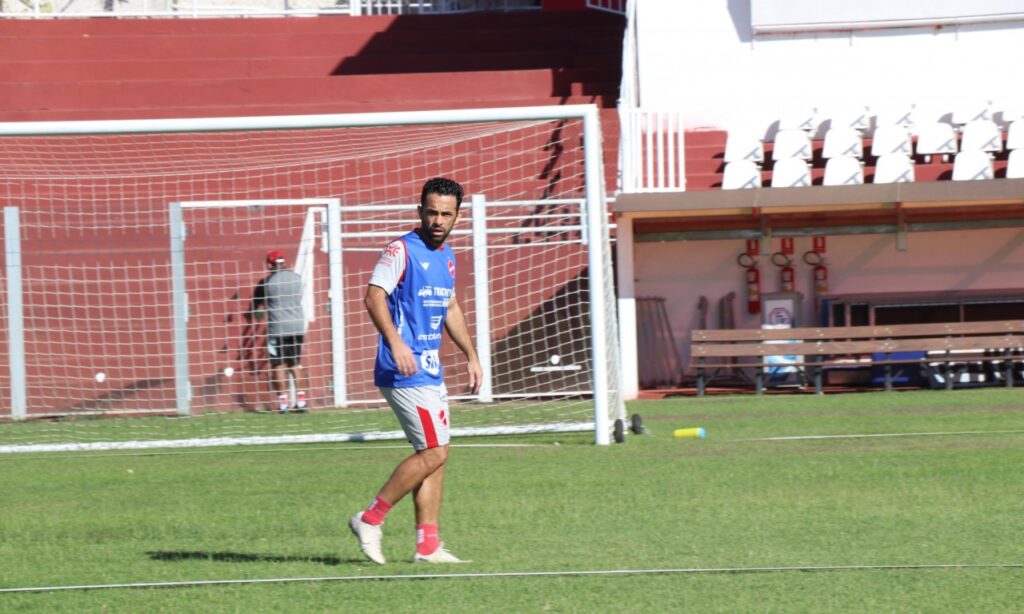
[2,388,1023,612]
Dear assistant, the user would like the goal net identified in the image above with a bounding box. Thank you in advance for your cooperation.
[0,106,625,452]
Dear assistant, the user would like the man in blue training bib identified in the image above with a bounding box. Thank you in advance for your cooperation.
[349,177,482,565]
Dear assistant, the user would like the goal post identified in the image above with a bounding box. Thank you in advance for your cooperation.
[0,104,625,452]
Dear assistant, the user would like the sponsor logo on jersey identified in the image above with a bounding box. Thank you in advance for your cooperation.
[448,259,456,278]
[421,261,430,270]
[416,332,443,341]
[418,285,434,297]
[420,349,440,376]
[430,315,443,330]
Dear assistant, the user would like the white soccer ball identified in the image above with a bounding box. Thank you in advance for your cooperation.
[223,367,235,377]
[95,372,106,383]
[550,354,561,365]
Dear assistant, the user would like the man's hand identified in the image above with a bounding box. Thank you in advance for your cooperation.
[390,339,418,377]
[466,357,483,395]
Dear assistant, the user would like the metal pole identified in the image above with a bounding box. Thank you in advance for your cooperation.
[169,203,191,416]
[470,194,494,403]
[582,106,613,445]
[4,207,27,420]
[327,199,348,407]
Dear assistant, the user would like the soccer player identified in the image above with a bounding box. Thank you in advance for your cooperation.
[349,177,482,564]
[249,249,309,413]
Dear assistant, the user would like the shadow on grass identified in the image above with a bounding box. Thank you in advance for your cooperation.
[147,550,354,566]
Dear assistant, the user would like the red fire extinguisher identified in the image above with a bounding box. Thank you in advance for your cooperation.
[772,251,796,292]
[737,247,760,314]
[804,236,828,299]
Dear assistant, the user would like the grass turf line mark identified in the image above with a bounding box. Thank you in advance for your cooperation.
[3,563,1022,594]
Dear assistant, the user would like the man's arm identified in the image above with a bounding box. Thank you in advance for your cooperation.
[247,279,267,321]
[364,284,418,377]
[445,295,482,395]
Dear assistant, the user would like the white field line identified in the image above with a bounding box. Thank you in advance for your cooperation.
[0,442,548,462]
[2,563,1021,594]
[734,429,1024,442]
[0,422,592,454]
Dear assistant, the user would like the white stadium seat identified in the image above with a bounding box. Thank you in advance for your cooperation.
[875,106,916,130]
[959,119,1002,153]
[771,129,813,160]
[722,160,763,189]
[724,130,765,163]
[1000,103,1024,124]
[952,150,994,181]
[771,158,811,187]
[778,108,818,132]
[1006,120,1024,151]
[952,101,992,126]
[1007,149,1024,179]
[873,154,915,184]
[828,106,871,132]
[822,127,863,159]
[823,156,864,186]
[870,125,913,157]
[916,122,958,161]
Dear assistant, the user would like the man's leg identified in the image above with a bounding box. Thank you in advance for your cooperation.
[411,459,467,563]
[379,446,447,505]
[291,364,308,410]
[349,447,446,566]
[270,363,289,412]
[412,461,445,556]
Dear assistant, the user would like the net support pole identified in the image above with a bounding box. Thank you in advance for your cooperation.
[327,198,348,408]
[582,106,613,445]
[169,202,191,417]
[4,207,27,421]
[470,194,494,403]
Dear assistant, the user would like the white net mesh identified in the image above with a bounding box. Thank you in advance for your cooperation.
[0,111,623,451]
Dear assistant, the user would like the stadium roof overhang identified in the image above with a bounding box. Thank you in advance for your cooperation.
[613,178,1024,243]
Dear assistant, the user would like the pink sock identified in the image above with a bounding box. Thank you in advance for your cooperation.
[416,523,439,555]
[361,496,392,526]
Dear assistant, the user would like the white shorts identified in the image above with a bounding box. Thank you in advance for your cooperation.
[379,384,450,450]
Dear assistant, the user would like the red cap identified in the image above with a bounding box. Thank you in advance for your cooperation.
[266,249,286,265]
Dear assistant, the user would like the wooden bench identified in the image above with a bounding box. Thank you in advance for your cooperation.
[691,320,1024,395]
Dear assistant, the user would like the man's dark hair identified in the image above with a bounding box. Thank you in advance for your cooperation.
[420,177,464,210]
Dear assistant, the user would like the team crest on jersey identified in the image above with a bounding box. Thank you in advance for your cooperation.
[447,259,456,278]
[430,315,443,330]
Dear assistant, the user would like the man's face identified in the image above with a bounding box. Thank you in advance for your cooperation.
[419,193,460,247]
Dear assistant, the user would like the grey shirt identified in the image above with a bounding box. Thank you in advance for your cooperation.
[252,269,305,336]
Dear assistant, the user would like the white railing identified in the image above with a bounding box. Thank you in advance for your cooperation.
[585,0,624,15]
[0,0,540,18]
[614,0,685,193]
[620,108,686,193]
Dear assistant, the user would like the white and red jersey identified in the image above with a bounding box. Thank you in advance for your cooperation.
[369,228,457,388]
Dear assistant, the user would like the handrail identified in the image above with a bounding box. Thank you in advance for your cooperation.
[585,0,625,15]
[0,0,541,18]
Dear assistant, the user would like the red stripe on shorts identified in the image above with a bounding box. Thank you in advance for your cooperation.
[417,405,439,449]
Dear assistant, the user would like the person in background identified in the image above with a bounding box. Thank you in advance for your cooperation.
[249,249,308,413]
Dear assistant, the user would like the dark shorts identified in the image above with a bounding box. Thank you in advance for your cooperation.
[267,334,304,367]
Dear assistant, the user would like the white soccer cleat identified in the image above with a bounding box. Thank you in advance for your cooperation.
[348,513,385,565]
[413,544,470,564]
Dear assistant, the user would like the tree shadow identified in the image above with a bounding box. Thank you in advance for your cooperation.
[147,550,354,566]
